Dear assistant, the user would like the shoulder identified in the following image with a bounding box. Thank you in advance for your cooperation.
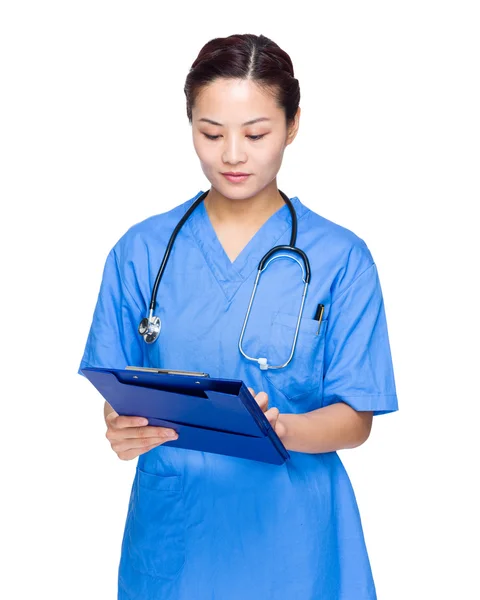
[111,191,203,262]
[301,204,376,297]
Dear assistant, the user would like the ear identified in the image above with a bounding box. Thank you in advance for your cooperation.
[286,106,301,146]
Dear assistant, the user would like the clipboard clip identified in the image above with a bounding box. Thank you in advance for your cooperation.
[126,366,210,378]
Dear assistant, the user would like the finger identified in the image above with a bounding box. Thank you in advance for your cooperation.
[264,407,286,439]
[264,406,279,428]
[110,414,149,429]
[247,387,256,397]
[255,391,269,412]
[275,420,287,439]
[107,425,177,442]
[111,433,178,454]
[121,426,178,440]
[116,439,167,461]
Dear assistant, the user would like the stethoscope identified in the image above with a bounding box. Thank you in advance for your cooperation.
[138,189,311,371]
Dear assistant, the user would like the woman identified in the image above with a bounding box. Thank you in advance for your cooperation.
[79,33,398,600]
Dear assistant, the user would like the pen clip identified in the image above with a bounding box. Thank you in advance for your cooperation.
[314,304,324,335]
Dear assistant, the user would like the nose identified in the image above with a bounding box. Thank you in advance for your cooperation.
[221,134,247,164]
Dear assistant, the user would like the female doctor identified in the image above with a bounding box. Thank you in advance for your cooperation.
[79,33,398,600]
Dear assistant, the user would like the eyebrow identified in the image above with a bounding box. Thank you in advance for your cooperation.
[198,117,271,127]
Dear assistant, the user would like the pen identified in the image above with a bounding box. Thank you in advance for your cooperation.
[314,303,324,335]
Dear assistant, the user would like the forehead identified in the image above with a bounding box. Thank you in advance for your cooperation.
[192,78,281,123]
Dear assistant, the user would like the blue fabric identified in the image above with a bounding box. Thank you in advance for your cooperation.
[79,190,398,599]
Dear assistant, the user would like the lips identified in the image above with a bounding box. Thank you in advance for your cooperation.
[222,173,251,183]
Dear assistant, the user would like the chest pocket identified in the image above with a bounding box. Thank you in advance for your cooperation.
[264,311,328,402]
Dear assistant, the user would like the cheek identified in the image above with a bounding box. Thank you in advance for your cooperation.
[193,140,216,168]
[256,147,284,173]
[254,135,285,164]
[193,132,211,155]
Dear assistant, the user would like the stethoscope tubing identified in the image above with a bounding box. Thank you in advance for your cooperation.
[139,189,311,365]
[149,190,305,313]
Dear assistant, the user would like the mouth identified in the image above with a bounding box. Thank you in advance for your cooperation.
[222,172,251,183]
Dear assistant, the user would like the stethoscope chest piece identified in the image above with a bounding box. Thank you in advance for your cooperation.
[138,314,161,344]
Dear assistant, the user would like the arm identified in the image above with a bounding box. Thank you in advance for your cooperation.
[277,403,373,453]
[274,259,396,453]
[79,245,180,460]
[250,389,373,454]
[252,254,397,454]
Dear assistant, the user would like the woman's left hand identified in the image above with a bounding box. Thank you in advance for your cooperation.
[248,387,287,440]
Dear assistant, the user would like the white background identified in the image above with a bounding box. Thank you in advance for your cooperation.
[1,1,479,598]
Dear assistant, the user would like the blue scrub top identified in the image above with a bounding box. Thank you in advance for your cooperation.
[79,190,398,600]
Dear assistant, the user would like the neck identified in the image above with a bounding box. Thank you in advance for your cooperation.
[204,183,286,227]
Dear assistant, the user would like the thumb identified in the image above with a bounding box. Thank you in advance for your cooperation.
[265,407,287,439]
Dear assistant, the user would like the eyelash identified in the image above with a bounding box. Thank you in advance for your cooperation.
[202,134,266,141]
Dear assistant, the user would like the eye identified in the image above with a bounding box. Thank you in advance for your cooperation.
[202,133,266,141]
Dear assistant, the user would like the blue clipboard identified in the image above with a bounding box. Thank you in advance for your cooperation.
[81,366,290,466]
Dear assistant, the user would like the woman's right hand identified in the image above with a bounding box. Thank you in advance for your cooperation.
[105,411,179,461]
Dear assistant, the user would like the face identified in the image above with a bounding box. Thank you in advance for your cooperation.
[191,78,300,200]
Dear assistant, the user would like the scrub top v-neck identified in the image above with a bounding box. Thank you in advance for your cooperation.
[78,189,398,600]
[187,193,309,300]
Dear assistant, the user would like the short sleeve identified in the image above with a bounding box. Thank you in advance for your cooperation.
[78,247,144,375]
[322,262,398,415]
